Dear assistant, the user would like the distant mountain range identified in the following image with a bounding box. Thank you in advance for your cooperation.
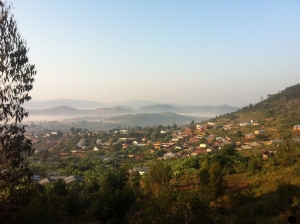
[27,106,135,116]
[24,99,106,110]
[24,84,300,129]
[25,112,208,130]
[105,100,160,109]
[138,104,181,113]
[25,101,239,121]
[24,99,158,110]
[25,99,239,117]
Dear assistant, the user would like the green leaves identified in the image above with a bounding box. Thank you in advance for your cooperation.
[0,1,36,209]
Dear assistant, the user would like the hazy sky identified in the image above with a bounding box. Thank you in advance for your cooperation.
[12,0,300,107]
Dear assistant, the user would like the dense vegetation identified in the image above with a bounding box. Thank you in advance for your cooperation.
[211,84,300,138]
[0,138,299,223]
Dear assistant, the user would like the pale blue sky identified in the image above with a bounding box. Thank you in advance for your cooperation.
[11,0,300,107]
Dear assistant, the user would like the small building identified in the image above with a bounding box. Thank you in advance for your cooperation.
[189,137,199,142]
[49,176,66,181]
[240,122,250,127]
[294,125,300,130]
[38,178,56,185]
[77,139,86,148]
[46,172,59,178]
[128,154,135,159]
[64,175,84,184]
[292,138,300,142]
[207,122,216,126]
[224,124,233,129]
[245,133,255,139]
[254,130,266,135]
[153,143,161,150]
[141,137,147,142]
[191,149,207,156]
[39,173,66,184]
[31,175,40,181]
[262,150,275,160]
[96,139,103,144]
[271,139,283,144]
[249,141,261,147]
[132,167,150,175]
[241,145,252,150]
[210,145,220,153]
[163,152,177,160]
[196,125,204,130]
[120,130,128,134]
[136,143,146,147]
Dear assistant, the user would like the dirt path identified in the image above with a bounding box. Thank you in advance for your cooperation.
[262,118,271,128]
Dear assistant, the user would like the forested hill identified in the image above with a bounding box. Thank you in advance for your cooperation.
[240,84,300,113]
[213,84,300,129]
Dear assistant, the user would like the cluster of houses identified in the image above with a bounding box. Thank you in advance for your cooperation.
[33,172,84,185]
[26,121,300,185]
[30,119,300,165]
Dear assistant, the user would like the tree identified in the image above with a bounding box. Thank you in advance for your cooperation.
[40,150,50,163]
[221,143,236,156]
[70,127,75,134]
[199,168,210,186]
[145,163,172,196]
[56,130,63,138]
[209,162,226,200]
[0,1,36,201]
[75,128,82,134]
[236,130,243,138]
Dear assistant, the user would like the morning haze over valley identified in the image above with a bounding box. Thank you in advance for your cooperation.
[1,1,300,223]
[23,98,239,127]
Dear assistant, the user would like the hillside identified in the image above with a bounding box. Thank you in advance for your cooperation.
[27,106,135,116]
[179,105,239,116]
[210,84,300,137]
[107,112,206,127]
[106,100,159,109]
[138,104,181,113]
[28,106,84,115]
[24,99,160,110]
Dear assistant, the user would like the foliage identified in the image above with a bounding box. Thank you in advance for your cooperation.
[127,189,212,224]
[0,2,36,217]
[208,162,227,199]
[144,163,172,196]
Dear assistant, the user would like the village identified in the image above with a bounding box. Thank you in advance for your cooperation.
[26,119,300,184]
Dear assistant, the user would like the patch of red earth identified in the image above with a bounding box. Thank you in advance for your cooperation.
[173,182,200,191]
[225,180,251,195]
